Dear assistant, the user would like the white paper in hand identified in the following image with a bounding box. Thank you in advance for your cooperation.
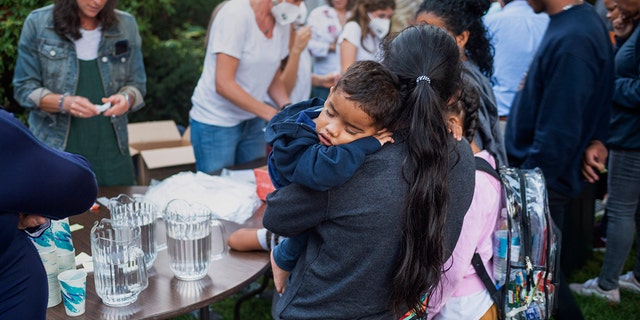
[96,102,112,113]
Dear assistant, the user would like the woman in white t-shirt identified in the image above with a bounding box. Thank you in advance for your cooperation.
[189,0,304,174]
[338,0,395,74]
[306,0,353,99]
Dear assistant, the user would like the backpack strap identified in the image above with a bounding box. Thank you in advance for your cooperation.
[474,156,500,181]
[472,253,502,312]
[473,156,504,318]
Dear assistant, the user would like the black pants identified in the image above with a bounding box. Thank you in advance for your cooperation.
[548,189,585,320]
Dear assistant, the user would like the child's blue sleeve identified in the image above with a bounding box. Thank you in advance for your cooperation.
[272,233,309,272]
[279,136,382,191]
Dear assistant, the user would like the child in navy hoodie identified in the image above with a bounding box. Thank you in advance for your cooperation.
[264,60,401,292]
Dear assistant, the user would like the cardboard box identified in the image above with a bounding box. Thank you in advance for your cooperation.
[253,165,275,201]
[128,120,184,151]
[128,121,195,185]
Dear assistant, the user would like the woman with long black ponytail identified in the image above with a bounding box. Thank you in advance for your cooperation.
[381,24,475,318]
[263,24,475,319]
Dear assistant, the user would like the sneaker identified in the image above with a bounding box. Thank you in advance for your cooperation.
[569,278,620,303]
[619,271,640,293]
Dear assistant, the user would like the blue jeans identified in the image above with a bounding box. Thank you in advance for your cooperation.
[190,117,266,174]
[598,149,640,290]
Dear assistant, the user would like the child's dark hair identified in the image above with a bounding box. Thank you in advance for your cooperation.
[334,60,401,129]
[445,71,481,142]
[380,24,462,317]
[54,0,120,40]
[416,0,494,78]
[348,0,396,52]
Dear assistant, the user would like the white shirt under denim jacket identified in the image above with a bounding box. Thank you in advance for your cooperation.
[13,4,146,153]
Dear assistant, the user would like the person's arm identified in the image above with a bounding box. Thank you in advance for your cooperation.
[612,76,640,110]
[215,53,280,120]
[12,14,96,116]
[228,227,264,251]
[311,72,339,88]
[281,26,312,95]
[272,135,382,191]
[263,184,329,237]
[267,68,292,109]
[340,40,357,74]
[338,22,359,74]
[13,13,48,111]
[582,140,608,183]
[0,109,98,218]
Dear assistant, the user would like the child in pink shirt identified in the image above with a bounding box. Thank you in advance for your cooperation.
[428,74,502,320]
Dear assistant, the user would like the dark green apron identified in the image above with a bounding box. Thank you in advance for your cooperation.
[65,59,135,186]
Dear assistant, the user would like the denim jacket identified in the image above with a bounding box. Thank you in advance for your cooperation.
[13,5,146,153]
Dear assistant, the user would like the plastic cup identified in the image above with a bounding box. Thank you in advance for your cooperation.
[58,269,87,316]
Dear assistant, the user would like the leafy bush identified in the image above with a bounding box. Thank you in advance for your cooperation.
[0,0,218,127]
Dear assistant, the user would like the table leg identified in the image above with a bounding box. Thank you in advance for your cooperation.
[200,306,210,320]
[233,271,272,320]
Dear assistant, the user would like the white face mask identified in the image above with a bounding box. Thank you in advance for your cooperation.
[271,0,302,25]
[368,14,390,39]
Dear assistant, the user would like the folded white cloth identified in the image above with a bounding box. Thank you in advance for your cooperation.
[144,171,262,224]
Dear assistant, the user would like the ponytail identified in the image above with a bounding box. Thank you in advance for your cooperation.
[381,25,462,317]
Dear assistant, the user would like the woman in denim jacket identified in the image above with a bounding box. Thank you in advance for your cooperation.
[13,0,146,186]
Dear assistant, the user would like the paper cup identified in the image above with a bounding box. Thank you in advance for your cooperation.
[52,218,75,253]
[31,226,56,252]
[58,269,87,316]
[38,247,62,307]
[57,249,77,273]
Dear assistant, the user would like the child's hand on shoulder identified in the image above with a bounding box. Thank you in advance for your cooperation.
[374,129,394,146]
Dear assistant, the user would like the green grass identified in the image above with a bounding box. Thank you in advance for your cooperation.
[570,243,640,320]
[171,278,274,320]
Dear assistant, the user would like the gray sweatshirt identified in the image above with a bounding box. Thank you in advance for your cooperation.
[263,136,476,319]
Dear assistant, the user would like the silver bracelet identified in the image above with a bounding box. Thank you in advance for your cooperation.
[58,92,69,114]
[120,92,132,109]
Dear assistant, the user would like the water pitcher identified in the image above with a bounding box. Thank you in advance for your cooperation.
[91,218,148,307]
[109,194,158,268]
[164,199,227,281]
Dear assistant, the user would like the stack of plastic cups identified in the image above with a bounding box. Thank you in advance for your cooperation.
[31,227,62,307]
[52,218,76,273]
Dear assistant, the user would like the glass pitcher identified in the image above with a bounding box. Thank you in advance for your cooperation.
[91,218,148,307]
[164,199,227,281]
[109,194,158,269]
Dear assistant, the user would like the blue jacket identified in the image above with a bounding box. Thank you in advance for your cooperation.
[265,98,381,191]
[609,23,640,150]
[13,5,146,153]
[505,4,614,197]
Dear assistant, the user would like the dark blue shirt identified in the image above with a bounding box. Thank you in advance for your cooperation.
[505,4,614,197]
[609,23,640,150]
[0,109,97,319]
